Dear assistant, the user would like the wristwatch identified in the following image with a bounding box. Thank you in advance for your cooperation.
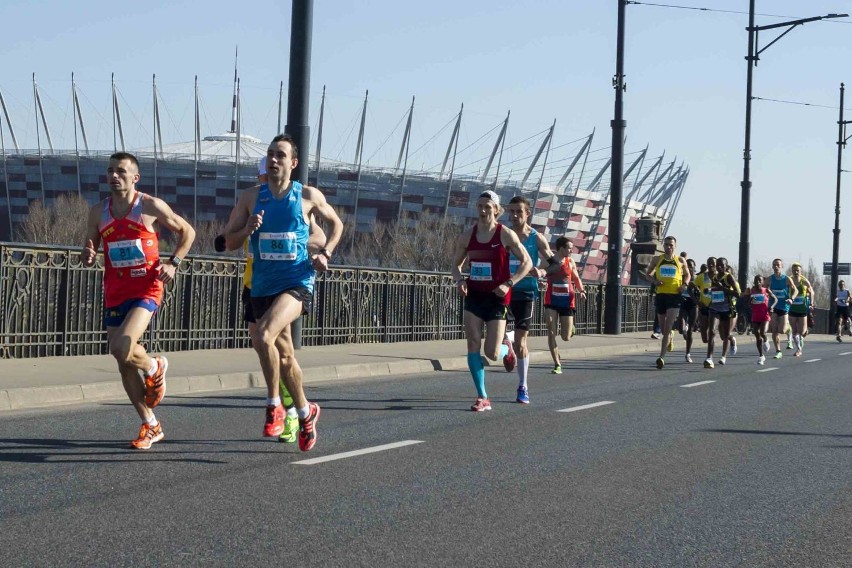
[319,248,332,260]
[505,279,515,288]
[169,255,182,267]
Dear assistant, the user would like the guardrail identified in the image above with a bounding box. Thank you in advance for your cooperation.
[0,242,656,358]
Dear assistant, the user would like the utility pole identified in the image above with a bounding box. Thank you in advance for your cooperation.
[831,82,852,334]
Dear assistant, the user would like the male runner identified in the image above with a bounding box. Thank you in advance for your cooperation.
[543,236,586,374]
[766,258,797,360]
[645,236,691,368]
[224,134,343,451]
[717,258,741,357]
[788,262,814,357]
[678,257,698,363]
[505,195,553,403]
[81,152,196,449]
[834,280,850,342]
[451,190,532,411]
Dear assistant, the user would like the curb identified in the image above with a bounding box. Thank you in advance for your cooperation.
[0,342,652,412]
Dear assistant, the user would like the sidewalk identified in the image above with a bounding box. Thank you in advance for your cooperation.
[0,332,659,412]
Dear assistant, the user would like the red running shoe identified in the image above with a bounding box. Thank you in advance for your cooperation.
[130,422,164,450]
[298,402,321,452]
[470,397,492,412]
[144,356,168,409]
[502,337,516,372]
[263,404,285,437]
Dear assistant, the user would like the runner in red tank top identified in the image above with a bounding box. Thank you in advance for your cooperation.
[81,152,195,450]
[543,236,586,374]
[742,275,777,366]
[450,190,532,412]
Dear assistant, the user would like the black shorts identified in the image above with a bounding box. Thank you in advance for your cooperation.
[709,309,732,321]
[464,290,508,322]
[788,312,806,319]
[773,309,789,317]
[508,296,535,331]
[250,287,314,320]
[681,297,696,311]
[836,306,849,319]
[545,304,576,318]
[698,306,710,317]
[655,293,682,315]
[242,286,256,324]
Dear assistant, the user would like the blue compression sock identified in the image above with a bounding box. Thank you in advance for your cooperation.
[467,352,487,398]
[499,343,509,359]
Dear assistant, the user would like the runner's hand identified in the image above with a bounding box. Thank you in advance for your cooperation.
[456,280,467,297]
[311,253,329,272]
[248,210,264,234]
[81,239,96,266]
[155,262,177,283]
[494,283,510,298]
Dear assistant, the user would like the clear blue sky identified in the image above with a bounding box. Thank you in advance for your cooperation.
[1,0,851,273]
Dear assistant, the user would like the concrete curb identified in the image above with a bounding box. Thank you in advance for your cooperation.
[0,342,652,412]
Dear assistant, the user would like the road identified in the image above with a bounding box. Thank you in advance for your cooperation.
[1,340,849,567]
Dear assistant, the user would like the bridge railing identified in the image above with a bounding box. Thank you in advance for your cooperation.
[0,242,656,358]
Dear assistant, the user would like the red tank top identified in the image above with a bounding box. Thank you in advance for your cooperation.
[99,192,164,308]
[465,224,510,304]
[749,286,770,322]
[545,257,576,308]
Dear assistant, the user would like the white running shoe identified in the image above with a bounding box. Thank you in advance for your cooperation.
[758,355,765,365]
[718,356,727,365]
[730,337,737,356]
[685,353,693,363]
[704,358,714,369]
[764,340,770,353]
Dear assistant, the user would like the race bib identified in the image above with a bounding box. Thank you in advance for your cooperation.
[108,239,145,268]
[659,265,677,278]
[751,294,765,304]
[258,232,297,261]
[774,289,787,300]
[551,283,572,297]
[711,290,726,304]
[469,261,493,282]
[792,297,805,305]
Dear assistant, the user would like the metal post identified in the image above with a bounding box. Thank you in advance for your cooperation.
[604,0,627,334]
[739,0,756,292]
[285,0,314,349]
[831,82,847,334]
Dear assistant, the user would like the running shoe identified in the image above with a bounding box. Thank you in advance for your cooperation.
[718,356,726,365]
[794,350,802,358]
[764,340,771,353]
[516,386,530,404]
[774,351,783,360]
[667,334,674,352]
[571,324,576,337]
[730,337,737,356]
[298,402,321,452]
[685,353,693,363]
[144,356,168,409]
[683,323,690,334]
[656,357,665,369]
[470,397,492,412]
[704,358,714,369]
[837,335,843,343]
[130,422,164,450]
[786,339,793,350]
[279,414,299,444]
[263,404,285,437]
[651,332,662,339]
[502,337,517,372]
[551,365,562,375]
[757,355,765,365]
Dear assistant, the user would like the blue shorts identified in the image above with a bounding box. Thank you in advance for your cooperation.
[104,298,159,328]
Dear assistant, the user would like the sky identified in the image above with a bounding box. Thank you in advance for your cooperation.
[1,0,851,273]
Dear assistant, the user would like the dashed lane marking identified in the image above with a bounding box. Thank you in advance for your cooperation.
[840,352,852,356]
[681,380,716,388]
[292,440,423,465]
[557,401,616,413]
[804,358,822,363]
[756,368,778,373]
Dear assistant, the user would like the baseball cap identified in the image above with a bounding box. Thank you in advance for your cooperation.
[479,190,500,207]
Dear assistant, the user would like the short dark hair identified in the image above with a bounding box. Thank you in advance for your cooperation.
[109,152,139,169]
[508,195,530,209]
[664,235,676,243]
[270,133,299,159]
[555,236,570,250]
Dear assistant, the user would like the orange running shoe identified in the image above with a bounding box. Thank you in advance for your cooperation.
[264,404,285,437]
[298,402,321,452]
[144,356,168,408]
[130,422,164,450]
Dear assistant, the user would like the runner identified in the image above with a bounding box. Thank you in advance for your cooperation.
[718,258,741,357]
[788,262,814,357]
[693,262,712,345]
[677,257,698,363]
[766,258,798,360]
[543,236,586,374]
[645,236,691,368]
[703,257,739,368]
[450,190,532,411]
[743,275,777,365]
[223,134,343,451]
[835,280,850,342]
[505,196,553,403]
[81,152,196,449]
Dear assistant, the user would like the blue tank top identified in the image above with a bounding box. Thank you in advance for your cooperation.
[249,182,315,296]
[768,273,789,313]
[509,229,539,296]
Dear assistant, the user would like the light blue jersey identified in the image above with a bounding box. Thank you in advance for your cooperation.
[509,229,539,298]
[768,273,789,314]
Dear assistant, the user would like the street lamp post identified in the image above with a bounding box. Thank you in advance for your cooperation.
[738,1,847,292]
[831,82,852,334]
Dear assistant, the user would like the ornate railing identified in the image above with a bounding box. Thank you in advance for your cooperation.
[0,242,655,358]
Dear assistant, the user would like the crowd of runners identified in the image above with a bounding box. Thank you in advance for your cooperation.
[80,135,848,451]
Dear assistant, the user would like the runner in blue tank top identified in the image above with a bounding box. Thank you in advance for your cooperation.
[506,196,554,403]
[766,258,797,360]
[224,134,344,451]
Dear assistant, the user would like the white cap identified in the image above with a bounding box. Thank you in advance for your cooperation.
[479,190,500,207]
[258,157,267,176]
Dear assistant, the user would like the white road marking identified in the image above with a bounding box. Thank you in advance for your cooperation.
[756,368,778,373]
[680,380,716,388]
[557,401,616,413]
[840,352,852,356]
[292,440,423,465]
[804,358,822,363]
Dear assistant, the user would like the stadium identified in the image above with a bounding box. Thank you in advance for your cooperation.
[0,74,688,283]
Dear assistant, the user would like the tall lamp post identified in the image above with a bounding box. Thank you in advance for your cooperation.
[830,82,852,334]
[738,1,847,292]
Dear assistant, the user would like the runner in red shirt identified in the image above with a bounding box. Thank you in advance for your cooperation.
[81,152,195,450]
[742,275,777,366]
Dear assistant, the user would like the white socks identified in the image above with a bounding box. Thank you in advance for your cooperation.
[518,357,529,389]
[266,396,282,407]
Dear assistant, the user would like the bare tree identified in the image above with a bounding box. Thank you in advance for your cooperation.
[16,193,90,246]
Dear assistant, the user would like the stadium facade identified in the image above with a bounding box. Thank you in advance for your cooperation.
[0,77,688,283]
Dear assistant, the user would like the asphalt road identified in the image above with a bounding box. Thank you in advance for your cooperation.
[1,340,850,567]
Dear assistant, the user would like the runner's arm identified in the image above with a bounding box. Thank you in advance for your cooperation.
[450,232,470,295]
[149,197,196,262]
[502,227,532,286]
[787,277,799,301]
[80,204,102,267]
[767,289,778,310]
[644,255,660,285]
[223,189,259,251]
[570,259,587,299]
[221,186,259,251]
[534,232,554,278]
[303,185,343,258]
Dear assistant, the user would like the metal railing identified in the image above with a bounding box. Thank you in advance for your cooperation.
[0,242,656,358]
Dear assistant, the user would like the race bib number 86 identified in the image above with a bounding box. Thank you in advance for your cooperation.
[259,232,297,261]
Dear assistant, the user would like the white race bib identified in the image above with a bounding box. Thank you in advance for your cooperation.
[469,261,493,282]
[751,294,765,304]
[551,283,571,297]
[711,290,726,304]
[659,265,677,278]
[108,239,145,268]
